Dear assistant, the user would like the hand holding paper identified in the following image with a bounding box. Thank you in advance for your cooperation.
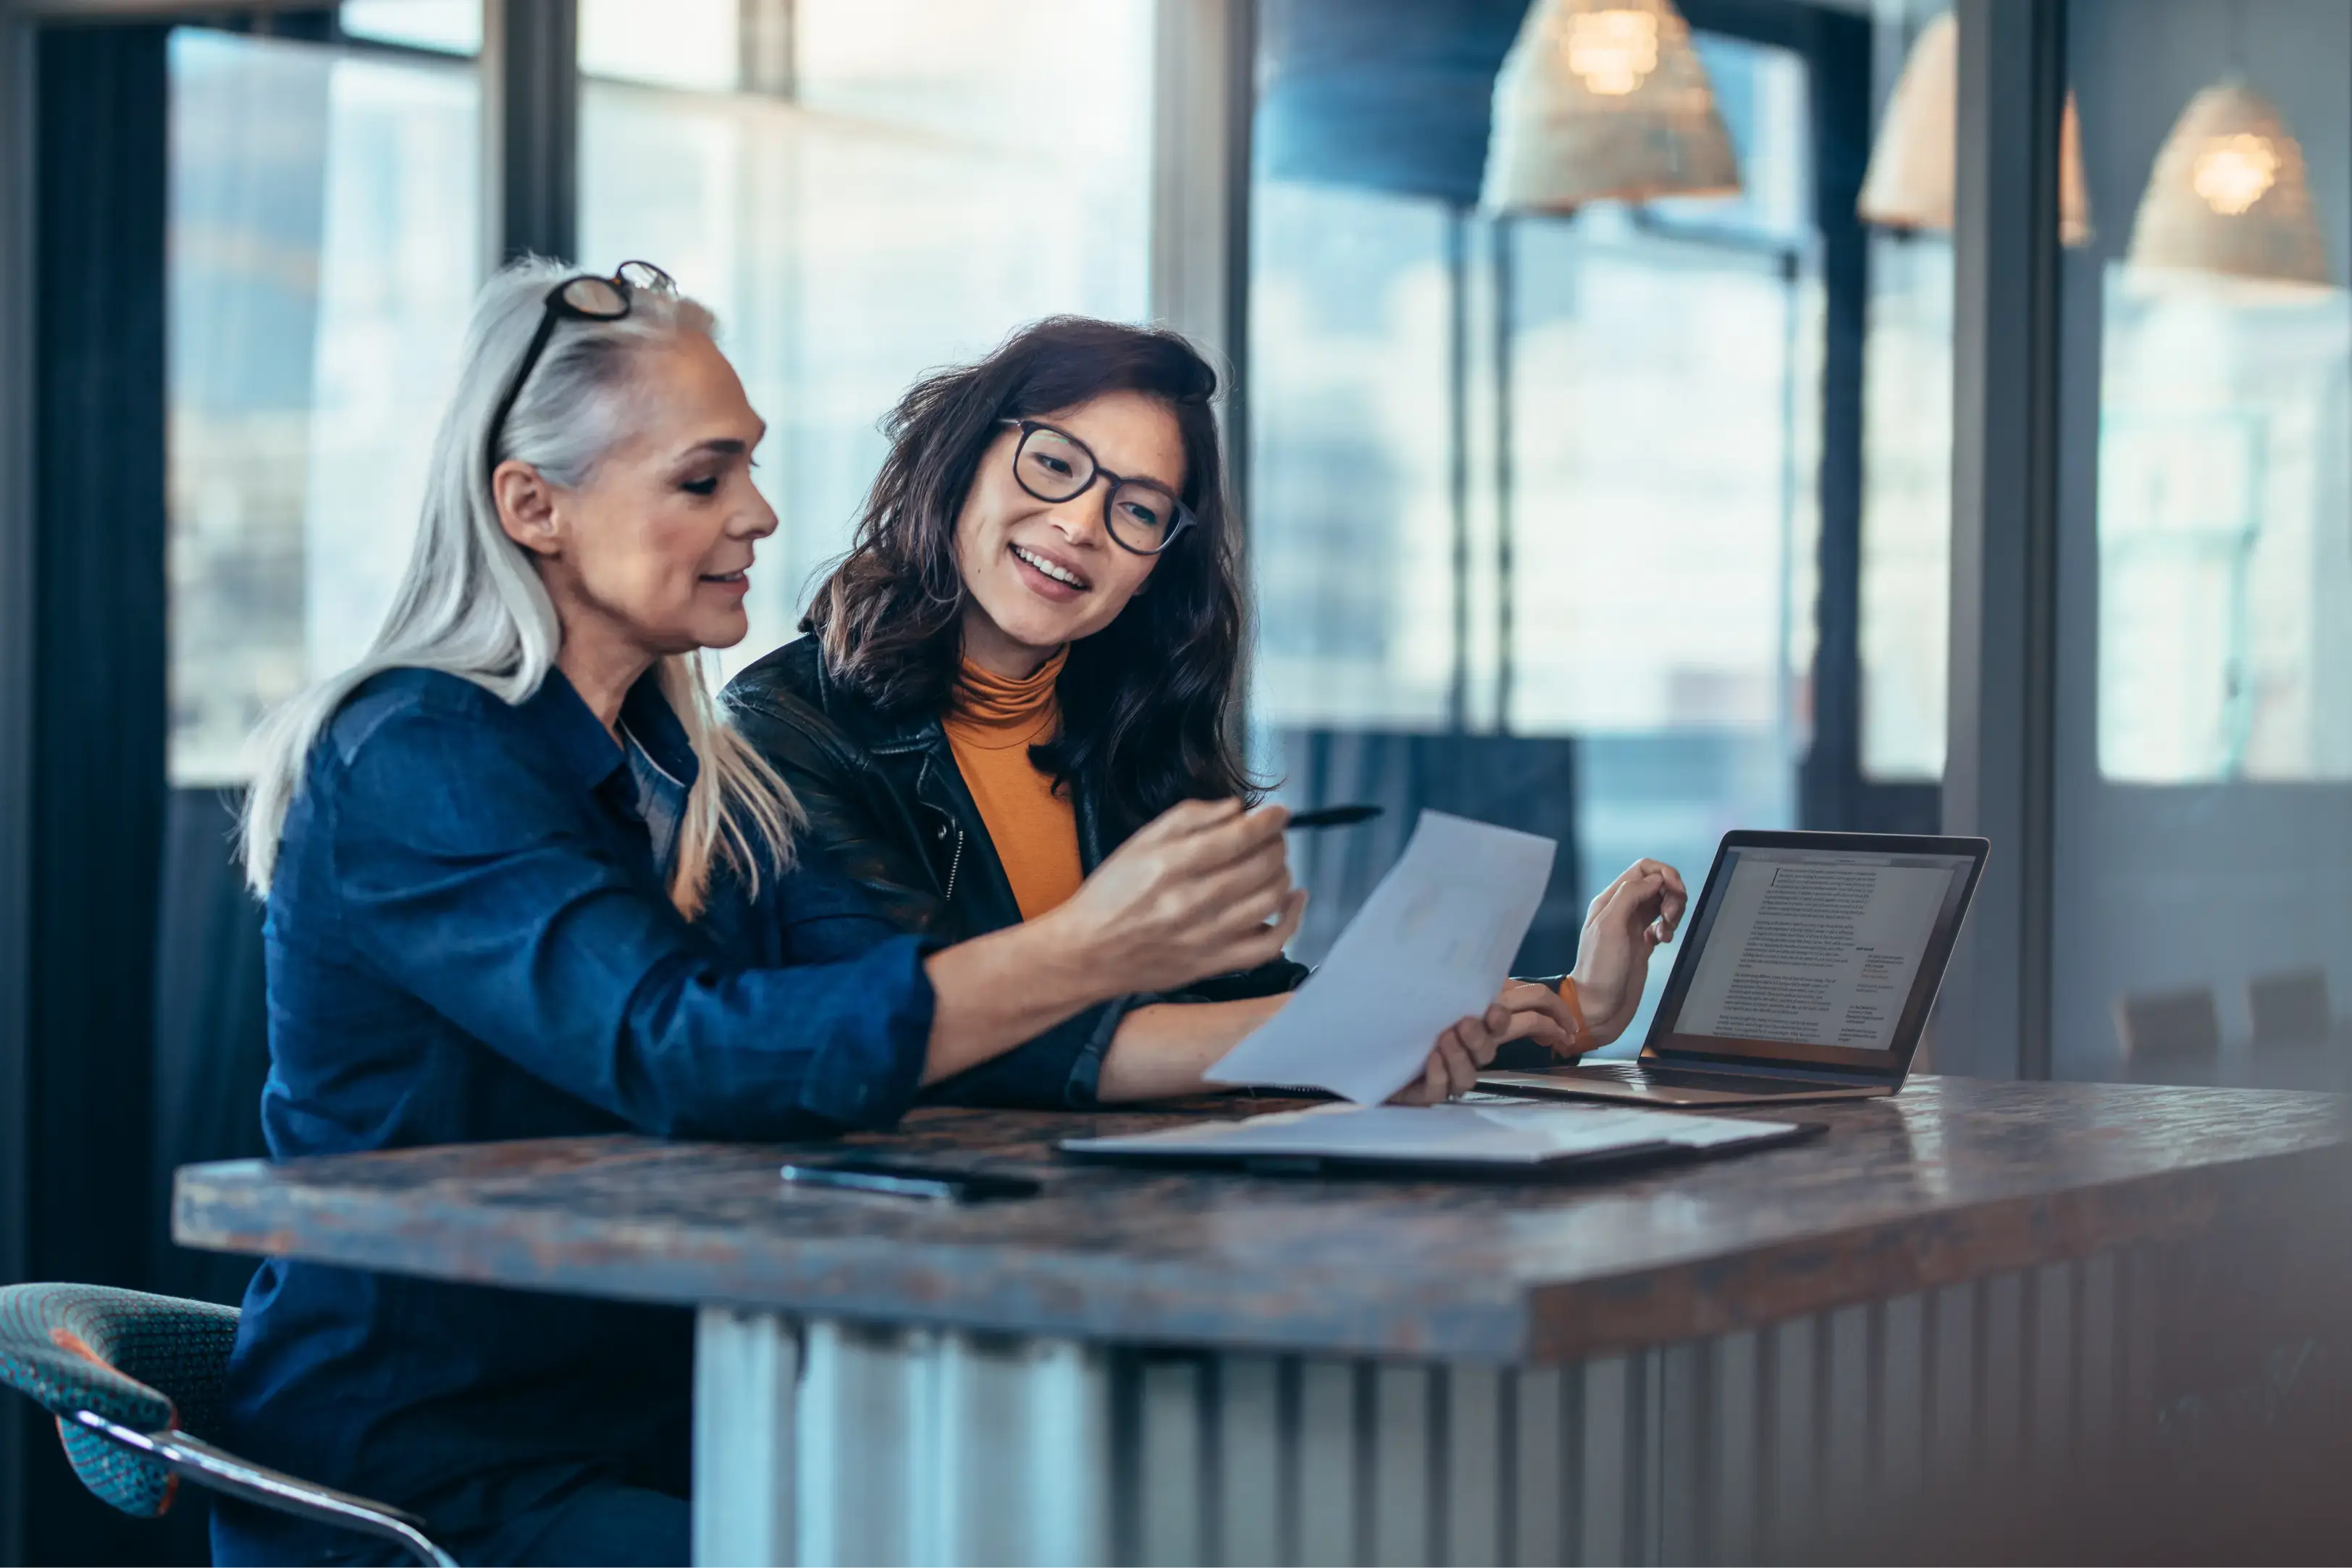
[1205,810,1556,1104]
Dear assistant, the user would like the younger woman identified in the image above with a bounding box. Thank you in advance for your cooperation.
[728,318,1686,1106]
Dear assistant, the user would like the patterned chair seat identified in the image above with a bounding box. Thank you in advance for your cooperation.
[0,1281,452,1564]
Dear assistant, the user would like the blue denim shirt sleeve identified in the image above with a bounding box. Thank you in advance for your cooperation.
[326,697,936,1138]
[918,997,1134,1109]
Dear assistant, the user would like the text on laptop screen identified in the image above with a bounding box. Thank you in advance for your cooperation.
[1673,848,1975,1050]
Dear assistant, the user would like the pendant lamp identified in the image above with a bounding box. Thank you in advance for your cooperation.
[1480,0,1741,213]
[1855,11,2093,246]
[2125,80,2332,290]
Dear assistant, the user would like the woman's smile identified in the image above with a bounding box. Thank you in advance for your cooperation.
[1009,540,1091,599]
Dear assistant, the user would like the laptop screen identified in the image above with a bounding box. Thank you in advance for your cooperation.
[1644,833,1986,1076]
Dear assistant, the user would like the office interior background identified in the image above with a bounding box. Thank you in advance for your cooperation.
[0,0,2345,1559]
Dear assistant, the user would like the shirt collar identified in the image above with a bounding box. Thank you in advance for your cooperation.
[524,666,702,795]
[618,670,701,791]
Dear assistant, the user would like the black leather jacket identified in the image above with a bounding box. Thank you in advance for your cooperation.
[724,636,1309,1108]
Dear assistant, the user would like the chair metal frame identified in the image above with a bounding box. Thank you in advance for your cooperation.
[69,1408,457,1568]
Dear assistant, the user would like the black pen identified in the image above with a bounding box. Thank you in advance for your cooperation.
[1284,804,1383,830]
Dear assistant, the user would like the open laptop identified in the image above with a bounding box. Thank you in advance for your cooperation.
[1482,830,1988,1108]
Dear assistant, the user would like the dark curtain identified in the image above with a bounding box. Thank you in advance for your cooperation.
[18,21,206,1568]
[28,13,166,1306]
[152,788,272,1310]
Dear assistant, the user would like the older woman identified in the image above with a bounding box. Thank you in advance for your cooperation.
[727,317,1687,1106]
[219,264,1443,1567]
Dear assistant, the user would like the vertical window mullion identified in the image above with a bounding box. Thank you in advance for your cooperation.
[486,0,579,266]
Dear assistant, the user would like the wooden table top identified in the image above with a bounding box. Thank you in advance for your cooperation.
[173,1076,2348,1362]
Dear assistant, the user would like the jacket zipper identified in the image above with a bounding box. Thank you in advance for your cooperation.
[942,827,965,904]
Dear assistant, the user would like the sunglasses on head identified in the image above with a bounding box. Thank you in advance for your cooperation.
[484,260,676,480]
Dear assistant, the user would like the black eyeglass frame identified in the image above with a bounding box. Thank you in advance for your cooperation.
[484,260,675,481]
[997,418,1198,557]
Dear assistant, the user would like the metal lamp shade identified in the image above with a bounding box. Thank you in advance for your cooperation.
[2125,80,2332,290]
[1479,0,1741,213]
[1855,12,2093,245]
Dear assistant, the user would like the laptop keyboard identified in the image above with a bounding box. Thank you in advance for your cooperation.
[1579,1062,1847,1097]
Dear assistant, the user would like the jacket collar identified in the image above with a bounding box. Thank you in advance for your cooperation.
[806,646,1109,869]
[806,648,941,759]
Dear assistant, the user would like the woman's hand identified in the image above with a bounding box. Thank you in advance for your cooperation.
[1043,798,1306,998]
[1569,858,1688,1044]
[1388,1003,1510,1105]
[1490,980,1586,1058]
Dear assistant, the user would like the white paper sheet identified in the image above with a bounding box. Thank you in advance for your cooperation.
[1204,809,1557,1104]
[1061,1101,1798,1166]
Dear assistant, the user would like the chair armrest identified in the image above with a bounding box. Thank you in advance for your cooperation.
[70,1410,457,1568]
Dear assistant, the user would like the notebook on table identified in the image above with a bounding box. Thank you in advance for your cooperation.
[1058,1099,1820,1179]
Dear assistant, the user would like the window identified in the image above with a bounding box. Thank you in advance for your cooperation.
[1248,4,1828,1044]
[1858,230,1953,780]
[2096,276,2352,782]
[1854,0,1960,785]
[2052,0,2352,1082]
[167,25,480,785]
[1248,186,1458,730]
[576,0,1158,680]
[339,0,481,56]
[1505,211,1820,743]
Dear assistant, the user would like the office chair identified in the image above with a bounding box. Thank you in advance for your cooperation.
[0,1282,454,1567]
[2115,985,2222,1082]
[2248,968,2334,1050]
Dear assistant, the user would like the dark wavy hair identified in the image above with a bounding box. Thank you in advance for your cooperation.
[803,316,1253,835]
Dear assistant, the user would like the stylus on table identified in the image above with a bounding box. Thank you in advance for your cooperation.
[1285,804,1383,830]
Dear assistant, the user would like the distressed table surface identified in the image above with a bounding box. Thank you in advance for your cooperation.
[173,1076,2348,1362]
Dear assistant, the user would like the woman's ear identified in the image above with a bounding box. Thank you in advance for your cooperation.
[492,460,562,557]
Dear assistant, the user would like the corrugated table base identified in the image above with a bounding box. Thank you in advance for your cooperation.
[693,1250,2147,1567]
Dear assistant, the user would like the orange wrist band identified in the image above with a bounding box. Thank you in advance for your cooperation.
[1556,977,1591,1052]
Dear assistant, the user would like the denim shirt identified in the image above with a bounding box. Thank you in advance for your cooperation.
[214,665,938,1563]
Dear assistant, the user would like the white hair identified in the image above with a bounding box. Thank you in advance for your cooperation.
[241,256,799,917]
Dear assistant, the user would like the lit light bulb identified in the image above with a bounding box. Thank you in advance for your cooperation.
[2191,133,2279,216]
[1564,9,1660,97]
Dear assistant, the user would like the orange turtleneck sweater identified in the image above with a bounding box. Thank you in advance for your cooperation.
[944,649,1083,922]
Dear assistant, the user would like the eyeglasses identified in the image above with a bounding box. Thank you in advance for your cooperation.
[484,260,676,480]
[999,418,1196,556]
